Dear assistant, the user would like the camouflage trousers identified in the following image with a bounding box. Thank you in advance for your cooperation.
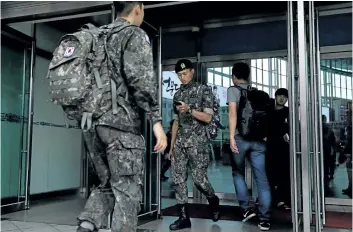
[79,125,145,232]
[171,142,215,204]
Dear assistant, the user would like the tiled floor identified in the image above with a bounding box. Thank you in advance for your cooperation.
[1,220,154,232]
[2,160,351,232]
[2,196,352,232]
[2,218,352,232]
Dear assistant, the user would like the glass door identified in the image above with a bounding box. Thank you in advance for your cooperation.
[319,57,353,205]
[200,61,247,202]
[1,32,31,213]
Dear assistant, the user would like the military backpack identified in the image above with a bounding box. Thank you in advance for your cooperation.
[47,23,135,131]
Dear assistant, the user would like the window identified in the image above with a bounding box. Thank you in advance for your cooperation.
[257,69,263,84]
[321,84,325,96]
[341,76,346,89]
[251,67,257,79]
[342,89,347,99]
[263,86,269,94]
[215,67,222,73]
[263,59,269,71]
[334,74,340,87]
[223,77,230,88]
[335,87,341,98]
[223,67,231,75]
[263,71,269,85]
[251,59,257,67]
[281,75,287,88]
[320,71,324,84]
[207,71,213,84]
[214,74,222,86]
[251,58,288,99]
[280,60,287,75]
[207,66,234,88]
[256,59,262,68]
[348,89,353,100]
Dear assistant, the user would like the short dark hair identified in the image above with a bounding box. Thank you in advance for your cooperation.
[114,1,142,17]
[232,62,250,81]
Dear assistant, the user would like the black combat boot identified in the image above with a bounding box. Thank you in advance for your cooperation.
[208,195,220,222]
[169,204,191,231]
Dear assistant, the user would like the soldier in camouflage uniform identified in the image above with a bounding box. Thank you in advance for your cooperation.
[168,59,220,231]
[76,2,167,232]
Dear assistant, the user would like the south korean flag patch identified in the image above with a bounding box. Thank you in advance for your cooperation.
[64,47,75,57]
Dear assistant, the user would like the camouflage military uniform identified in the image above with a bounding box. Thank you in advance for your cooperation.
[78,18,161,232]
[172,82,216,204]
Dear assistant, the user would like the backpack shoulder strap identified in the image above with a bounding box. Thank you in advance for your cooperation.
[234,85,249,98]
[103,24,137,115]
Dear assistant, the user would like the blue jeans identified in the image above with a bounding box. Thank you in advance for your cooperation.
[231,135,272,221]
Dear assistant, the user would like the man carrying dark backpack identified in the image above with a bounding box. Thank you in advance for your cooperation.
[47,2,167,232]
[227,62,272,231]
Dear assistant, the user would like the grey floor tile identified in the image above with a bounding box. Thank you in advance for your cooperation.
[11,221,53,230]
[49,224,78,231]
[1,220,20,231]
[5,196,86,226]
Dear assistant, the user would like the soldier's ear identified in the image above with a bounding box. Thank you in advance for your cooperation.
[191,69,195,74]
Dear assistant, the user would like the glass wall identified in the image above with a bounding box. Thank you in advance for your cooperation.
[1,35,30,207]
[320,58,352,200]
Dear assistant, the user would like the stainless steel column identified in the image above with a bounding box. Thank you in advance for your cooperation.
[316,8,326,225]
[309,2,322,231]
[24,24,36,209]
[157,26,162,217]
[287,3,299,232]
[297,2,311,231]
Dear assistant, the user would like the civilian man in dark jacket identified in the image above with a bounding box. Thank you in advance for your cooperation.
[266,88,291,210]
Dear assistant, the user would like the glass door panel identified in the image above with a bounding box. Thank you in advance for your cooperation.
[319,58,352,202]
[1,34,30,212]
[204,64,236,201]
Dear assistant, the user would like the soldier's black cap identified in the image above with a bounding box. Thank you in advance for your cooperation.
[175,59,194,73]
[275,88,288,97]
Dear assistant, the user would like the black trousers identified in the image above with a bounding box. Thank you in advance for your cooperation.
[266,138,291,206]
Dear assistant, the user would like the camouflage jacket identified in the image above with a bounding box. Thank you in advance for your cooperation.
[173,82,214,147]
[96,18,161,134]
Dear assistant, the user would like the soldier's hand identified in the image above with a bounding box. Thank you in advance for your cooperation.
[176,102,190,113]
[153,122,167,153]
[167,150,173,160]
